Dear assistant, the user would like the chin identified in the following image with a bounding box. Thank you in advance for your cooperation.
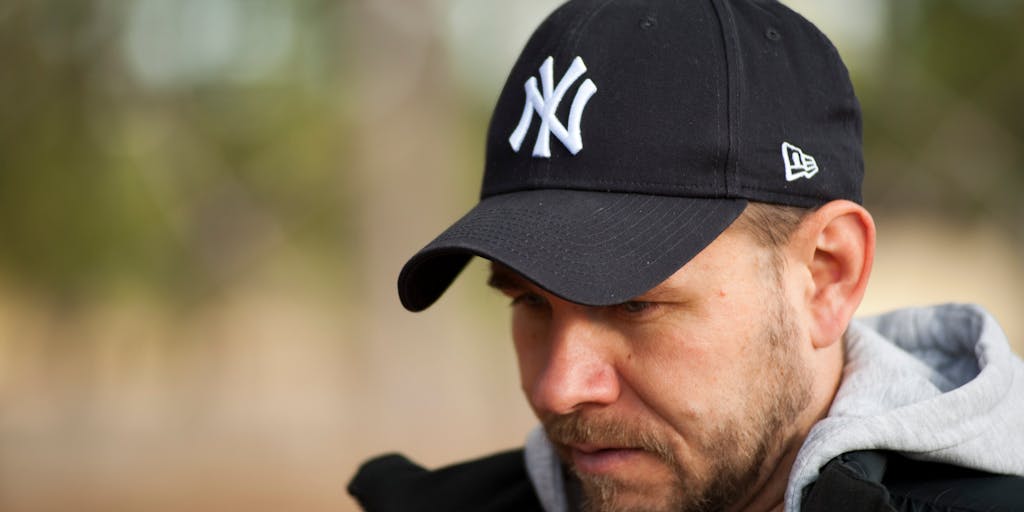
[573,465,683,512]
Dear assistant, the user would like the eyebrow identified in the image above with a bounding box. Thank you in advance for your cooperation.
[630,284,676,302]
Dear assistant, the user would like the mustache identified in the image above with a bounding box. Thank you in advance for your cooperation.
[544,413,677,465]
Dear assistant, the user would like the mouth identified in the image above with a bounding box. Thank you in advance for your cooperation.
[569,444,650,474]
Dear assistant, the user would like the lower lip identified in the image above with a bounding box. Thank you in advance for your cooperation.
[571,448,648,474]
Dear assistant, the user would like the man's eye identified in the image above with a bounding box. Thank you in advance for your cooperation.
[511,293,547,308]
[619,301,653,314]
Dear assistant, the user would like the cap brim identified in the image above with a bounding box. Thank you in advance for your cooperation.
[398,189,747,312]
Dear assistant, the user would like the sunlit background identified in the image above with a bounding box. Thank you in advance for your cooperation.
[1,1,1023,510]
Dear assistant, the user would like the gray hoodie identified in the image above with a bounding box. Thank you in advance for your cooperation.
[522,304,1024,512]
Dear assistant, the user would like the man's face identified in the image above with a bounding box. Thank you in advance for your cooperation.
[489,227,815,512]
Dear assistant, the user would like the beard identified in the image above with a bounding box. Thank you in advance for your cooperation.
[544,294,813,512]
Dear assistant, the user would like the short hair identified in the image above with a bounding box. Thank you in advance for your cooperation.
[730,202,813,277]
[732,202,812,249]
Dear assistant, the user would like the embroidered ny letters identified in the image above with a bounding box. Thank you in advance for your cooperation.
[509,56,597,158]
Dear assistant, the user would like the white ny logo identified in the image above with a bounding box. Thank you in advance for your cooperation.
[508,56,597,158]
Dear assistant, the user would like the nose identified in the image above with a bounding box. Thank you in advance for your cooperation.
[528,309,621,416]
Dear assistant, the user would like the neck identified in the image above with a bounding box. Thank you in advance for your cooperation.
[725,423,812,512]
[730,338,846,512]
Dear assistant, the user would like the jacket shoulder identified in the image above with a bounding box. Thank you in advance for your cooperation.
[348,449,544,512]
[801,451,1024,512]
[884,452,1024,511]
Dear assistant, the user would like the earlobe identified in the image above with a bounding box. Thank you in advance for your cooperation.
[801,201,876,349]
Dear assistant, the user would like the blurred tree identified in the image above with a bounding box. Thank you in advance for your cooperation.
[861,0,1024,231]
[0,0,357,306]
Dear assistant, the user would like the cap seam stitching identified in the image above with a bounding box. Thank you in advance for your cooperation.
[707,0,730,198]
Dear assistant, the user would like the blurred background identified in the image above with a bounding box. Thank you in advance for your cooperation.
[1,0,1022,510]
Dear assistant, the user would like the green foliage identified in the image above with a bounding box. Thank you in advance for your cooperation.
[0,0,356,302]
[860,0,1024,226]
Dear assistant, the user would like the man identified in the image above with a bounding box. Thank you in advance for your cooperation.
[349,0,1024,510]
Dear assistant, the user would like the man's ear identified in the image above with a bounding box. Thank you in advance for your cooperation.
[791,200,875,349]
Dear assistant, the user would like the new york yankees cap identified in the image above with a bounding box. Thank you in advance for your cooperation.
[398,0,863,312]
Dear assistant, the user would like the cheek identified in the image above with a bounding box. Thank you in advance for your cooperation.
[621,328,708,405]
[622,315,756,420]
[511,310,548,392]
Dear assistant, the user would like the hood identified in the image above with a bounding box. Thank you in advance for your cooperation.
[786,303,1024,510]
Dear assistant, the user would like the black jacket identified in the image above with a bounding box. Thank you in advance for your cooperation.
[348,449,1024,512]
[349,450,542,511]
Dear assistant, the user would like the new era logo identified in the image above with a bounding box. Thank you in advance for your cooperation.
[782,142,818,181]
[509,56,597,158]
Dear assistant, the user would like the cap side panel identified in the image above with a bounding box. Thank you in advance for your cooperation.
[728,0,863,205]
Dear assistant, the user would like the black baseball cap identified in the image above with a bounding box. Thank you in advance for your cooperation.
[398,0,862,312]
